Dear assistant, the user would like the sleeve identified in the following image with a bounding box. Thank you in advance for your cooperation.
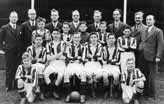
[156,29,164,59]
[41,48,47,64]
[32,68,38,87]
[136,68,146,81]
[130,38,137,49]
[15,65,23,79]
[0,27,5,50]
[121,73,126,83]
[117,37,125,51]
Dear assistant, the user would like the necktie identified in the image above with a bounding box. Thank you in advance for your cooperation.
[13,24,16,29]
[32,21,35,27]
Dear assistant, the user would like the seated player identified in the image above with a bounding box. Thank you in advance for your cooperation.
[97,21,109,46]
[26,34,47,100]
[44,29,67,99]
[15,52,37,104]
[64,32,87,103]
[79,21,90,45]
[121,58,146,104]
[32,17,51,46]
[102,33,120,98]
[84,32,103,98]
[117,26,137,72]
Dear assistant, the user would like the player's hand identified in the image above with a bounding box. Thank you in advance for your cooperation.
[0,50,5,54]
[155,57,160,63]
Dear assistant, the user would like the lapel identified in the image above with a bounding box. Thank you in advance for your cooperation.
[70,22,76,30]
[7,24,18,40]
[143,27,155,42]
[26,21,33,31]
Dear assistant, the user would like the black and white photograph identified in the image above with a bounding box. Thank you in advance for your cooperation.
[0,0,164,104]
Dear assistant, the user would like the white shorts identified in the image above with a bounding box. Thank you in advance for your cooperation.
[103,64,120,76]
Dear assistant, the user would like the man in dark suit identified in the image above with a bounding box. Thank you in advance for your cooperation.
[69,10,81,34]
[87,10,102,33]
[21,9,37,52]
[139,15,164,99]
[45,9,62,33]
[131,11,147,69]
[108,9,128,39]
[0,11,23,91]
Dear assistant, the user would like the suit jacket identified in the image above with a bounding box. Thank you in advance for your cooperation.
[21,20,37,51]
[87,23,99,33]
[131,23,147,48]
[69,21,81,34]
[108,21,128,39]
[45,21,62,33]
[0,24,22,53]
[139,26,164,61]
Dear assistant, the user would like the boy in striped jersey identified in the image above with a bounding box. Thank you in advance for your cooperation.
[121,58,146,104]
[26,34,47,100]
[15,52,37,104]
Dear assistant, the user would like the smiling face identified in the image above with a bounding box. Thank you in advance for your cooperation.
[135,14,143,25]
[79,23,87,32]
[126,59,135,71]
[9,12,18,24]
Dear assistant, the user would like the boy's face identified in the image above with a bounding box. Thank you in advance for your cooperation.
[79,24,87,32]
[37,21,45,29]
[73,34,81,44]
[34,37,43,46]
[127,60,135,71]
[99,24,107,32]
[90,34,98,44]
[52,31,61,40]
[107,35,116,45]
[23,58,31,68]
[62,24,70,33]
[123,29,131,36]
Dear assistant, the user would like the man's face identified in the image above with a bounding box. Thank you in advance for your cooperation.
[72,13,80,22]
[146,15,155,27]
[37,21,45,29]
[113,10,121,21]
[79,24,87,32]
[28,11,36,21]
[34,37,43,46]
[93,13,102,23]
[135,14,143,25]
[52,31,61,40]
[90,34,98,44]
[107,35,116,45]
[73,34,81,44]
[123,29,131,37]
[99,24,107,32]
[9,12,18,24]
[23,58,31,68]
[62,24,70,33]
[51,11,59,22]
[127,60,135,71]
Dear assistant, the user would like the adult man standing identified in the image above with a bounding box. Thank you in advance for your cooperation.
[131,11,147,69]
[87,10,102,33]
[21,9,37,52]
[45,9,62,33]
[69,10,81,34]
[108,9,128,39]
[139,15,163,99]
[0,11,23,91]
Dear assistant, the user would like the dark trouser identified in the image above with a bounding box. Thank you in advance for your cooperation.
[5,49,21,90]
[143,59,157,97]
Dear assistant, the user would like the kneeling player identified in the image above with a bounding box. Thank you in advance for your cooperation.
[15,52,37,104]
[121,58,146,104]
[44,29,67,99]
[27,34,47,100]
[84,32,103,98]
[102,33,120,98]
[64,33,87,103]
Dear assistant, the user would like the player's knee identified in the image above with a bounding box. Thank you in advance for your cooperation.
[17,79,24,88]
[136,81,144,93]
[122,95,131,104]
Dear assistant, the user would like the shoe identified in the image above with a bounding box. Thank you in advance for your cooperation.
[65,95,70,103]
[80,95,86,104]
[39,93,45,100]
[52,91,60,99]
[20,98,26,104]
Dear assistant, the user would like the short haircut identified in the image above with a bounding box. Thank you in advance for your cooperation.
[94,10,102,16]
[126,58,135,64]
[28,9,36,14]
[22,52,31,60]
[79,21,87,26]
[51,8,59,14]
[9,11,18,17]
[72,10,80,15]
[135,11,144,16]
[113,8,122,16]
[90,32,98,37]
[53,28,61,33]
[36,17,46,23]
[62,22,70,26]
[107,33,115,38]
[123,26,132,31]
[100,21,107,26]
[34,34,43,39]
